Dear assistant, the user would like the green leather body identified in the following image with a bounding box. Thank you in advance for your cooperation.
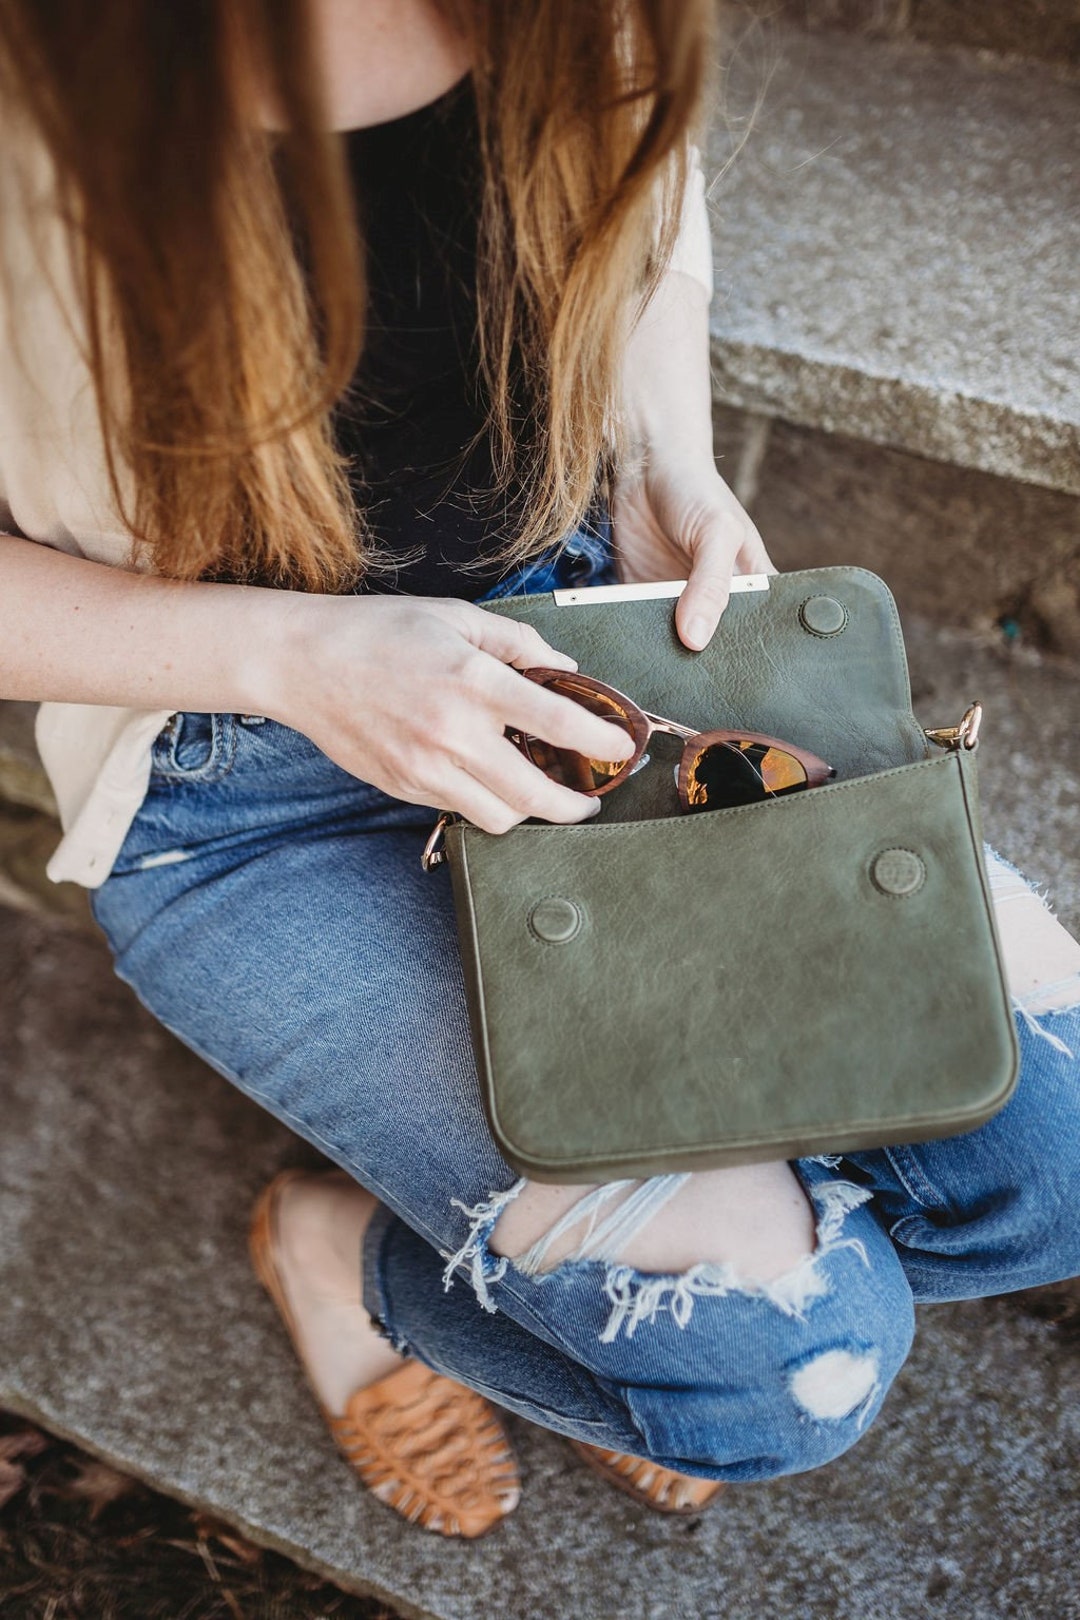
[446,567,1019,1181]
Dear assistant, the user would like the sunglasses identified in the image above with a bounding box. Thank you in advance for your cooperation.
[510,668,836,811]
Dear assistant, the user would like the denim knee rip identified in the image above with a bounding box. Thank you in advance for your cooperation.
[985,846,1080,1056]
[440,1174,875,1347]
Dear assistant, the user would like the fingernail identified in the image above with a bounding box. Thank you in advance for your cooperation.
[585,797,602,816]
[684,615,710,650]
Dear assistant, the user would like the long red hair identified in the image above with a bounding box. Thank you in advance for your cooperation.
[0,0,713,589]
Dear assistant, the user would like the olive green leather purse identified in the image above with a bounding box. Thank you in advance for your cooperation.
[424,566,1018,1183]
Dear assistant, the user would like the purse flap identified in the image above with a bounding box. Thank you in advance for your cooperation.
[485,565,928,821]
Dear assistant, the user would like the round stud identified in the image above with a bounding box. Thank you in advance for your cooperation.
[799,595,849,637]
[528,897,583,943]
[870,848,927,897]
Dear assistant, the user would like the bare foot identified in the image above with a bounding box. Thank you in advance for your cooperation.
[271,1171,406,1415]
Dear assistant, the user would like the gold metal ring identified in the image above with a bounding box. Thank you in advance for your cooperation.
[421,814,451,872]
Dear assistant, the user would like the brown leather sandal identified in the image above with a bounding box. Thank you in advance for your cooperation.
[570,1440,725,1514]
[249,1169,521,1538]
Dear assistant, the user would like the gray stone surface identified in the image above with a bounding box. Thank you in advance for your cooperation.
[713,406,1080,658]
[1,623,1078,1619]
[904,617,1080,927]
[0,700,54,817]
[727,0,1080,69]
[909,0,1080,70]
[707,27,1080,493]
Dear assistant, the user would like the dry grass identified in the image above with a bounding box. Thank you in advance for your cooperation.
[0,1412,401,1620]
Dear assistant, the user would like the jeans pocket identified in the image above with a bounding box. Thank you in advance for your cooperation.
[151,713,238,784]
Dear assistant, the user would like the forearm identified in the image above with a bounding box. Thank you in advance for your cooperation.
[621,269,713,466]
[0,532,637,834]
[0,533,287,714]
[611,270,770,649]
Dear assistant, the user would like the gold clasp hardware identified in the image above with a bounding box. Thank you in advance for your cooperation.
[421,813,452,872]
[924,701,983,753]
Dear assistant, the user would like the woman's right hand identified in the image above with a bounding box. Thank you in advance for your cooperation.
[262,592,635,833]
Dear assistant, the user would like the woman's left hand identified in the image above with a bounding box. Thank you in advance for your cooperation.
[611,453,776,652]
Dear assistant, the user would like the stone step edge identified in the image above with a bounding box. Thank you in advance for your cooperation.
[0,1384,428,1620]
[709,341,1080,500]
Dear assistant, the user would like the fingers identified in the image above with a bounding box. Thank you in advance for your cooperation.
[493,666,636,766]
[437,760,599,836]
[455,602,580,674]
[735,518,777,578]
[676,496,775,652]
[454,741,607,833]
[430,659,636,831]
[435,615,637,769]
[380,648,632,833]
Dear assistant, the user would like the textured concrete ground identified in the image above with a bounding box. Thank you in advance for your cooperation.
[751,0,1080,70]
[707,26,1080,493]
[904,619,1080,928]
[0,621,1078,1619]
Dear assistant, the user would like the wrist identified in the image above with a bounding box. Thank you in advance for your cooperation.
[249,587,391,732]
[623,431,716,477]
[620,274,714,466]
[226,583,319,725]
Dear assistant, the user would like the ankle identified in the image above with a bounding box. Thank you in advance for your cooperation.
[277,1171,378,1300]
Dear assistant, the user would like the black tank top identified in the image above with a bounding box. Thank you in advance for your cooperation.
[336,75,527,597]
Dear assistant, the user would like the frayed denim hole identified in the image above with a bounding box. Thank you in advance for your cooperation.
[1014,999,1080,1060]
[1040,1002,1080,1028]
[787,1342,882,1428]
[440,1181,526,1313]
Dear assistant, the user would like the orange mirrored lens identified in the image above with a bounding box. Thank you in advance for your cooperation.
[686,741,809,809]
[521,676,638,792]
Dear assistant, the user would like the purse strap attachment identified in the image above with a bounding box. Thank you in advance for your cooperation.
[924,701,983,753]
[421,812,455,871]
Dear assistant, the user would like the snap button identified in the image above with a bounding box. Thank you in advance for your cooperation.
[528,897,582,943]
[870,848,927,897]
[799,595,849,637]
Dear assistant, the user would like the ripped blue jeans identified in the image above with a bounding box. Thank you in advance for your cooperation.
[88,525,1080,1483]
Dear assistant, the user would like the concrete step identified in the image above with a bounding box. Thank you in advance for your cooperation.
[732,0,1080,72]
[1,620,1078,1620]
[706,26,1079,496]
[0,701,89,926]
[0,701,54,817]
[715,406,1080,659]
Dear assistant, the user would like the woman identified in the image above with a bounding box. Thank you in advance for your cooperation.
[2,0,1078,1542]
